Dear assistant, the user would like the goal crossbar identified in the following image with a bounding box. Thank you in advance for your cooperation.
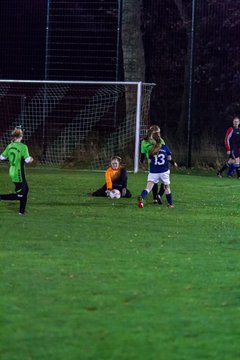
[0,79,155,86]
[0,80,155,172]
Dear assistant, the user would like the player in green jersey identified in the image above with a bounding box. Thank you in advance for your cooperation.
[0,127,33,215]
[140,125,165,204]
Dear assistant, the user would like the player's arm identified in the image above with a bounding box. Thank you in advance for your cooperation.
[0,146,9,160]
[224,127,233,154]
[25,156,34,163]
[140,152,148,171]
[140,140,148,165]
[22,145,34,163]
[167,148,177,167]
[168,158,178,167]
[140,153,146,164]
[105,168,113,190]
[0,154,7,161]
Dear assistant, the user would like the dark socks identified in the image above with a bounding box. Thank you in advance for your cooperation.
[140,189,148,199]
[218,162,229,174]
[158,183,165,197]
[152,183,158,199]
[166,193,173,205]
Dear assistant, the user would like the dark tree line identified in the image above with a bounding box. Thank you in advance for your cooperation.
[122,0,240,163]
[1,0,240,165]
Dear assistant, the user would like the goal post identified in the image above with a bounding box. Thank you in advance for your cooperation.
[0,80,155,172]
[134,81,143,174]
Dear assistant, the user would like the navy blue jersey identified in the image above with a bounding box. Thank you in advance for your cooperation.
[149,144,172,173]
[230,127,240,149]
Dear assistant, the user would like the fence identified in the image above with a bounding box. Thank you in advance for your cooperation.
[0,0,239,167]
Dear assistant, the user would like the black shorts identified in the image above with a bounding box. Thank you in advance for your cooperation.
[14,181,29,197]
[231,147,240,159]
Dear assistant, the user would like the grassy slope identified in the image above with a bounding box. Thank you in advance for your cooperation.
[1,168,240,360]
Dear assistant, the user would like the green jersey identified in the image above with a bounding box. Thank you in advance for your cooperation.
[2,142,30,182]
[141,137,165,160]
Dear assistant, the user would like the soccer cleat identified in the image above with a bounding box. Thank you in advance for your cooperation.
[87,192,93,196]
[138,197,144,208]
[19,212,25,216]
[153,194,162,205]
[167,204,174,208]
[217,172,222,178]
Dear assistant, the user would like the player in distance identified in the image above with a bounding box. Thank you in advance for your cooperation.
[0,127,33,215]
[138,134,177,208]
[217,116,240,178]
[88,156,132,198]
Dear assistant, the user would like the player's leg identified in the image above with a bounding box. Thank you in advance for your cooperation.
[0,182,19,201]
[164,184,174,208]
[138,180,155,208]
[228,150,240,178]
[158,182,165,197]
[124,189,132,198]
[155,182,165,204]
[236,166,240,179]
[0,193,19,200]
[160,170,174,208]
[0,181,28,215]
[112,183,132,198]
[90,184,108,197]
[152,183,159,203]
[114,168,132,198]
[217,162,230,177]
[120,187,132,198]
[138,173,159,208]
[18,181,29,215]
[217,153,234,177]
[226,164,235,177]
[234,154,240,179]
[226,156,235,177]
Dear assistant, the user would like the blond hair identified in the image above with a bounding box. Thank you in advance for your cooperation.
[144,125,161,140]
[149,125,160,133]
[11,128,23,140]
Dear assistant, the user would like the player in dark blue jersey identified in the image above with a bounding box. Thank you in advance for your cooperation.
[217,117,240,178]
[140,125,165,203]
[229,121,240,175]
[138,137,177,208]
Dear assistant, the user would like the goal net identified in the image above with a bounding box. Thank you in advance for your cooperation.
[0,80,155,172]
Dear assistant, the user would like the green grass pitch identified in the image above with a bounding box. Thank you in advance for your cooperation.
[1,167,240,360]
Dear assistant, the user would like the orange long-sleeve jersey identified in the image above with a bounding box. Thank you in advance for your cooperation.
[105,166,123,190]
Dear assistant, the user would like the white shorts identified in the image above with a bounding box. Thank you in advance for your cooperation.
[147,170,170,185]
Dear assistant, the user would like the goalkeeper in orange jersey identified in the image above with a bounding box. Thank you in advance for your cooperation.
[88,156,132,198]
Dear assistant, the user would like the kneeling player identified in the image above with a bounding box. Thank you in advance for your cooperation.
[88,156,132,198]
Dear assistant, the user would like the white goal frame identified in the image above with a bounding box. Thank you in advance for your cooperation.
[0,80,155,172]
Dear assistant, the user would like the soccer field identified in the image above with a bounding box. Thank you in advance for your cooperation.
[1,168,240,360]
